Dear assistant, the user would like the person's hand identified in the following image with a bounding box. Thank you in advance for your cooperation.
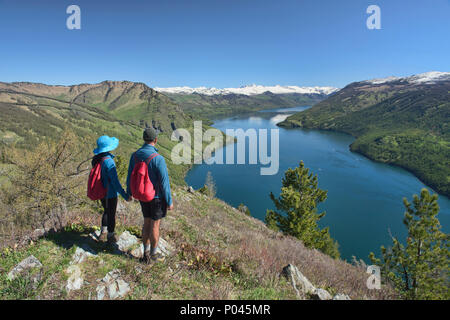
[168,203,174,210]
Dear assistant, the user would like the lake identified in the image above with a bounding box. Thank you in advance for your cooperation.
[185,106,450,261]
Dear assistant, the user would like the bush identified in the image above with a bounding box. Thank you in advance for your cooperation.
[0,130,88,245]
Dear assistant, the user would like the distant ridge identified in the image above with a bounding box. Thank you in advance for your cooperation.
[155,84,339,96]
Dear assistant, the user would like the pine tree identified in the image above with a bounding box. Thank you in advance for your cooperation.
[265,161,339,258]
[370,188,449,300]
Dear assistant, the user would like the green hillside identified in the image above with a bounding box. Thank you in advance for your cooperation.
[279,80,450,197]
[0,81,197,185]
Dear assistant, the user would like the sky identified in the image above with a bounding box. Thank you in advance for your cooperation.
[0,0,449,88]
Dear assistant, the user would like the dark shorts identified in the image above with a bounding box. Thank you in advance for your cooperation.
[139,198,167,220]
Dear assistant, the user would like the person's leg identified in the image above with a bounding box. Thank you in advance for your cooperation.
[142,218,152,252]
[140,201,152,262]
[106,197,118,243]
[148,198,166,261]
[99,198,108,241]
[107,197,118,234]
[149,218,161,255]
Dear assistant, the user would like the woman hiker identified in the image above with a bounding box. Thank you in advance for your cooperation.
[91,135,131,244]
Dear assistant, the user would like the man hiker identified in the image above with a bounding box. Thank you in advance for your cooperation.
[91,135,131,244]
[127,128,174,263]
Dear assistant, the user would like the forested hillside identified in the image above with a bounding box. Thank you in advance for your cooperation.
[279,76,450,196]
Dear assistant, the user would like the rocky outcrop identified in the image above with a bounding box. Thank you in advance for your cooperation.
[282,264,351,300]
[7,255,43,290]
[66,265,83,291]
[96,269,130,300]
[7,255,42,281]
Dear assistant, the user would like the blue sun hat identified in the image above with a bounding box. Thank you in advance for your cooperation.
[93,135,119,155]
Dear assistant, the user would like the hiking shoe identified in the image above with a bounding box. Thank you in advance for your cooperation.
[107,233,118,245]
[98,232,108,242]
[151,252,165,263]
[140,251,151,264]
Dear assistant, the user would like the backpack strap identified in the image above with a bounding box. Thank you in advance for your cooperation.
[145,153,159,165]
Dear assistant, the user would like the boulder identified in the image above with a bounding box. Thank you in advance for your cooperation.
[281,264,316,297]
[71,245,97,264]
[96,269,130,300]
[281,264,333,300]
[7,255,42,281]
[116,231,139,251]
[311,288,332,300]
[333,293,351,300]
[66,265,83,291]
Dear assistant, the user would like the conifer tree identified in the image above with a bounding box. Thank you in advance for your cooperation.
[265,161,339,258]
[370,188,449,299]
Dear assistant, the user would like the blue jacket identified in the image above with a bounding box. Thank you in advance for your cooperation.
[126,144,173,206]
[92,153,128,200]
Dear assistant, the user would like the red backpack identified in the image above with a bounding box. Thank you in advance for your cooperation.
[130,153,159,202]
[87,157,108,201]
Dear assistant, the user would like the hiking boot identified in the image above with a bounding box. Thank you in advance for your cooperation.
[98,232,108,242]
[140,251,151,264]
[107,233,118,245]
[151,252,165,263]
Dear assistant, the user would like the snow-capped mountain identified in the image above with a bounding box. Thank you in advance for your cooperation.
[154,84,339,96]
[365,71,450,85]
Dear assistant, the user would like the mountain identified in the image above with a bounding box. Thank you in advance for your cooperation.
[155,85,338,119]
[279,71,450,196]
[0,80,196,184]
[155,84,338,96]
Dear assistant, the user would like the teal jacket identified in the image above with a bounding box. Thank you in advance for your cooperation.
[92,153,128,200]
[126,144,173,206]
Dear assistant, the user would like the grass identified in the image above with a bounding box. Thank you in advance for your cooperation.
[0,186,395,300]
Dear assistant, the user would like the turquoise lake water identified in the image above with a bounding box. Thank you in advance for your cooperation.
[185,106,450,261]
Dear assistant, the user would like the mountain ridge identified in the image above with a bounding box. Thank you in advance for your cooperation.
[155,84,339,96]
[279,71,450,197]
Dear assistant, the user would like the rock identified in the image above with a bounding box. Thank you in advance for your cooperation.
[311,288,332,300]
[96,269,130,300]
[158,238,174,256]
[281,264,316,297]
[31,228,46,239]
[333,293,351,300]
[187,186,195,193]
[71,245,97,264]
[238,205,248,214]
[66,265,83,291]
[7,255,42,281]
[96,284,106,300]
[116,231,138,251]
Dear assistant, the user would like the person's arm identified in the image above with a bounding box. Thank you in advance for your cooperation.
[126,153,135,197]
[105,159,128,200]
[155,156,173,206]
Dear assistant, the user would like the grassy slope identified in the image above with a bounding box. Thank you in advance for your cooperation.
[279,81,450,197]
[165,92,326,120]
[0,186,393,300]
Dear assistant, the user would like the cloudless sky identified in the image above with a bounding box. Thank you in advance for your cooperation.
[0,0,449,88]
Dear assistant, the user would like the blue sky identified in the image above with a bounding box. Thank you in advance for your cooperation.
[0,0,449,88]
